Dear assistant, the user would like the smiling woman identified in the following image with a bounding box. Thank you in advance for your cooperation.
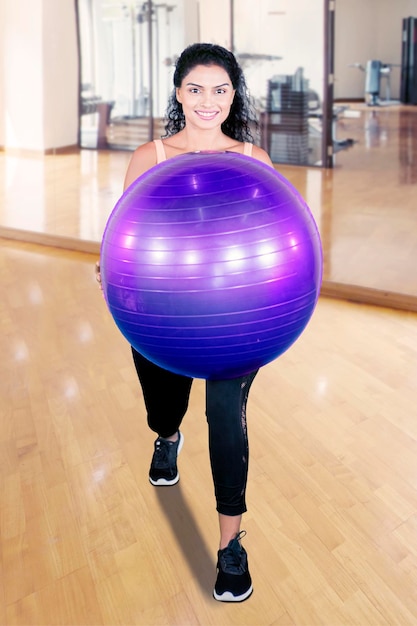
[98,42,277,603]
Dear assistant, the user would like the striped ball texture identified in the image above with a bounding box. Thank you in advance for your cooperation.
[101,151,322,379]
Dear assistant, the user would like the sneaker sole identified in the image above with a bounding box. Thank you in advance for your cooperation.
[213,585,253,602]
[149,474,180,486]
[149,432,184,486]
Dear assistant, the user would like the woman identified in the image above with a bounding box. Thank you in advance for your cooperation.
[98,42,273,602]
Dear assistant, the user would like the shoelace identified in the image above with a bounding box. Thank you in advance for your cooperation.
[220,530,247,573]
[154,439,173,467]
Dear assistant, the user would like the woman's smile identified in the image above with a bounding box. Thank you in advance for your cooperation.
[195,109,219,120]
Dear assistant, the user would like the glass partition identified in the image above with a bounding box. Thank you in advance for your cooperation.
[232,0,327,166]
[77,0,332,166]
[78,0,189,150]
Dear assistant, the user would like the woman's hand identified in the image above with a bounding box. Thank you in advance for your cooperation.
[95,260,103,293]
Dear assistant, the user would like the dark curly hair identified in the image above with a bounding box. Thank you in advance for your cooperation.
[164,43,257,142]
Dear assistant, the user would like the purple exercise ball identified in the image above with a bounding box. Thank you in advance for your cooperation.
[101,151,322,380]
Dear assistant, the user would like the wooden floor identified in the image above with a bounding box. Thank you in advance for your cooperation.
[0,103,417,311]
[1,238,417,625]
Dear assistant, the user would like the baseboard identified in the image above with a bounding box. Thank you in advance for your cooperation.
[3,145,80,157]
[333,98,365,103]
[320,280,417,313]
[0,226,100,255]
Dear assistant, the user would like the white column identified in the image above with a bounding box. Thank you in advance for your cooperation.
[0,0,5,147]
[1,0,79,152]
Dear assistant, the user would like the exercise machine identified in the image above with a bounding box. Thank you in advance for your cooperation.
[350,60,399,106]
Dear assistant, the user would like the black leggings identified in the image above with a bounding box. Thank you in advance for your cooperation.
[131,348,257,516]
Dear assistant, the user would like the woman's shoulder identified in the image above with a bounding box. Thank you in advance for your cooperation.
[131,140,159,162]
[231,140,274,168]
[250,144,274,168]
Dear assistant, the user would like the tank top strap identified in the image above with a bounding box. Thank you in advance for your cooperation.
[243,142,253,156]
[154,139,167,164]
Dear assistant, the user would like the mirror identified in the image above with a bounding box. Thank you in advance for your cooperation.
[1,0,415,311]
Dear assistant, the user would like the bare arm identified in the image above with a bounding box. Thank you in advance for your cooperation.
[123,141,158,190]
[96,141,157,291]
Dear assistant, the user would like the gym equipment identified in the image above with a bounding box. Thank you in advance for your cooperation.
[350,60,400,106]
[401,17,417,104]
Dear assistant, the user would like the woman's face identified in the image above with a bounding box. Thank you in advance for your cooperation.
[176,64,236,131]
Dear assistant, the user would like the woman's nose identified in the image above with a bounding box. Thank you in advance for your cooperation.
[200,91,213,106]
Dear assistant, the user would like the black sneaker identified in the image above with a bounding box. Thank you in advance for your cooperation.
[149,431,184,486]
[213,531,253,602]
